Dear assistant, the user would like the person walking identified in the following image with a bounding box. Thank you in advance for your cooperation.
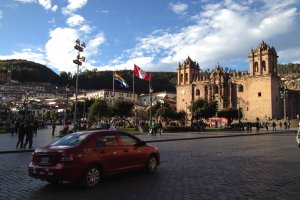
[151,120,157,136]
[158,121,163,135]
[23,122,34,149]
[33,120,39,135]
[51,121,56,136]
[272,121,276,131]
[14,120,20,135]
[16,123,25,148]
[10,121,15,136]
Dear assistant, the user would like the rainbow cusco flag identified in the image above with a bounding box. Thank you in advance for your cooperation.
[114,71,129,88]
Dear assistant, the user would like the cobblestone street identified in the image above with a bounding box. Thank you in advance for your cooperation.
[1,132,300,200]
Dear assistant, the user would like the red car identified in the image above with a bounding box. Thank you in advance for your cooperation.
[28,130,160,187]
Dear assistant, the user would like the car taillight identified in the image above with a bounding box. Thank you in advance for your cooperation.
[60,154,74,162]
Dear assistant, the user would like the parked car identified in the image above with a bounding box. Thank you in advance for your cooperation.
[28,130,160,187]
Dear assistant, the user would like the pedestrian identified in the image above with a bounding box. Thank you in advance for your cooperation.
[265,122,268,131]
[279,122,282,129]
[14,120,20,135]
[34,120,38,135]
[284,121,287,129]
[16,123,25,148]
[158,121,163,135]
[272,121,276,131]
[10,121,15,136]
[287,121,290,129]
[23,122,34,149]
[151,120,157,136]
[51,121,56,136]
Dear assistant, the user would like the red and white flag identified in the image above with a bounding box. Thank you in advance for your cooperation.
[134,64,151,81]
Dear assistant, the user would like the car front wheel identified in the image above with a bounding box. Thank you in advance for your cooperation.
[83,165,102,188]
[146,155,158,173]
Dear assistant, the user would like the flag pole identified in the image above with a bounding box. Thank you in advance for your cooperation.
[133,66,135,97]
[149,73,152,133]
[112,71,115,96]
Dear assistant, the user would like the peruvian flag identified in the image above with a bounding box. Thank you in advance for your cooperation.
[134,64,151,81]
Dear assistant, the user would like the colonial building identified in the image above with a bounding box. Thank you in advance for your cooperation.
[176,41,290,122]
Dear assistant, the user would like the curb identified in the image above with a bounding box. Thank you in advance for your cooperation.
[0,130,297,155]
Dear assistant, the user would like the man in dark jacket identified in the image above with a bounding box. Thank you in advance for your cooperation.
[23,122,34,148]
[16,122,25,148]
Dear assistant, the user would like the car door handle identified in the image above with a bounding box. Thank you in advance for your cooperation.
[124,149,129,152]
[98,151,105,154]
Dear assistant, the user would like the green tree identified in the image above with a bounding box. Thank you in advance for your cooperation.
[217,107,241,124]
[111,99,134,125]
[43,110,57,122]
[88,99,110,120]
[189,99,218,120]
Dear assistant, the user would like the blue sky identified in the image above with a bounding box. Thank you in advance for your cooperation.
[0,0,300,74]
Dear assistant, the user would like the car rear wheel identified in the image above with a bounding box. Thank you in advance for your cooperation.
[83,165,102,188]
[146,155,158,173]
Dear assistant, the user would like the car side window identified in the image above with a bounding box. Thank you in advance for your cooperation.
[96,134,118,147]
[119,134,139,146]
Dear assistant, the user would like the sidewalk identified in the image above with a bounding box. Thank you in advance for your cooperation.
[0,125,297,154]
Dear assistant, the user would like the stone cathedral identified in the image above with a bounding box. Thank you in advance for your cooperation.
[176,41,282,122]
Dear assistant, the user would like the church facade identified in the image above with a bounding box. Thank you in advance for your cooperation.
[176,41,283,122]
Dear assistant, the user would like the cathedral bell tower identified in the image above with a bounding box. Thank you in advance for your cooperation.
[249,40,278,76]
[177,56,200,85]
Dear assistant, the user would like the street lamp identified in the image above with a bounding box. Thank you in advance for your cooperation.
[280,86,288,120]
[83,93,86,120]
[149,86,153,133]
[23,90,29,122]
[64,86,70,124]
[237,98,241,124]
[73,39,86,124]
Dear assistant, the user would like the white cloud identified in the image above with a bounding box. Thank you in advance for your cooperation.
[83,33,106,61]
[51,5,58,12]
[278,47,300,64]
[0,10,2,19]
[117,0,300,72]
[79,25,92,33]
[15,0,37,3]
[66,15,85,27]
[0,49,47,65]
[169,2,188,15]
[38,0,51,10]
[44,27,106,73]
[45,27,79,73]
[62,0,88,15]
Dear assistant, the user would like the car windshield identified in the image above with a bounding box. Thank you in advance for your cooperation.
[50,133,89,147]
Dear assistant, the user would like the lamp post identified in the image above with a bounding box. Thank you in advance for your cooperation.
[149,86,153,133]
[23,90,29,122]
[64,86,70,124]
[83,93,86,120]
[280,86,288,120]
[73,39,86,124]
[237,98,240,124]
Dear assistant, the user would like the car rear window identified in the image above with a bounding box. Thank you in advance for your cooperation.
[50,133,89,147]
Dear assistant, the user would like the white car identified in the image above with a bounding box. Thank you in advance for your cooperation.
[296,128,300,147]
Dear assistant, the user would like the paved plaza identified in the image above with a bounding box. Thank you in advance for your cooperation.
[0,127,299,199]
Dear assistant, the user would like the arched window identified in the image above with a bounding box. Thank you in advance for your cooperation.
[196,89,200,96]
[254,62,258,72]
[262,61,266,71]
[215,85,219,94]
[238,84,244,92]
